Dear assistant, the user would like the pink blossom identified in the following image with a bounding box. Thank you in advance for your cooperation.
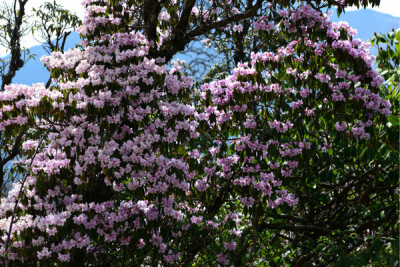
[335,121,347,131]
[223,241,237,250]
[217,254,229,264]
[58,252,70,262]
[37,247,51,260]
[195,180,209,192]
[240,197,255,206]
[190,216,203,225]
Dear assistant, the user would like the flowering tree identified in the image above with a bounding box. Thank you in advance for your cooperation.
[196,6,397,265]
[0,0,81,195]
[0,0,397,266]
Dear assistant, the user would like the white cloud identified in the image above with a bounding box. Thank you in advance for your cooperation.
[0,0,84,57]
[24,0,85,20]
[345,0,400,18]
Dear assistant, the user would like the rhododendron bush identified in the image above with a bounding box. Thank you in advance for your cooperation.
[0,0,397,265]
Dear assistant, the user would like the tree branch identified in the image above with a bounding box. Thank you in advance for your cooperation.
[259,222,334,235]
[157,0,263,61]
[1,0,28,90]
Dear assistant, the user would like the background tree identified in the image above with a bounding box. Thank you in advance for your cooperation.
[0,0,29,90]
[32,0,81,87]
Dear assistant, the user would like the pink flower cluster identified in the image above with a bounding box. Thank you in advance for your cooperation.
[0,0,203,264]
[0,1,392,265]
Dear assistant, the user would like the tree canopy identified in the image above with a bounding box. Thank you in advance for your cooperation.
[0,0,398,266]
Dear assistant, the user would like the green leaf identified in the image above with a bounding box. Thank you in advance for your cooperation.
[371,238,384,253]
[395,30,400,42]
[393,83,400,97]
[380,70,389,76]
[387,115,400,126]
[389,151,399,165]
[378,36,388,44]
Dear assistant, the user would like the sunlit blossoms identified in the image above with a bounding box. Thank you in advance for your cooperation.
[0,0,393,265]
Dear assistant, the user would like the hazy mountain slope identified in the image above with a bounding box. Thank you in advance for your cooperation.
[331,8,399,41]
[1,32,80,86]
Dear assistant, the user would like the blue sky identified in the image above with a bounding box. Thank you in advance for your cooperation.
[1,2,399,85]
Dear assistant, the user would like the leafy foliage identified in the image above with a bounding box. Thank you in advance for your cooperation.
[0,0,397,266]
